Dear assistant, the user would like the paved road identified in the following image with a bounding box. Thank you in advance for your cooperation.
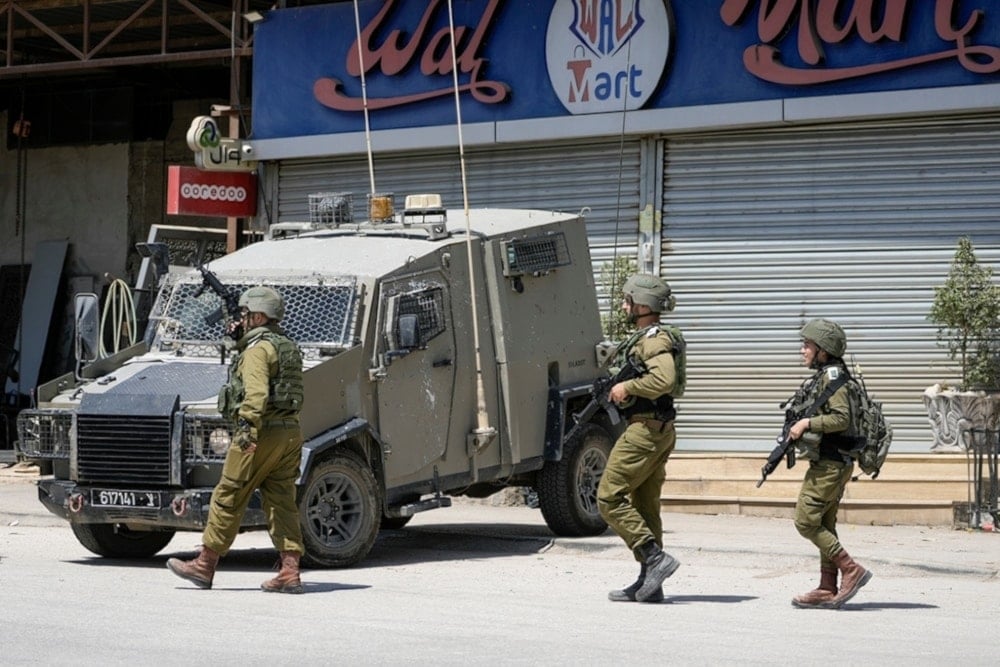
[2,469,999,665]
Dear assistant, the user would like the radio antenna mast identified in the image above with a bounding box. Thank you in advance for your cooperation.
[447,0,496,450]
[610,37,634,323]
[352,0,377,196]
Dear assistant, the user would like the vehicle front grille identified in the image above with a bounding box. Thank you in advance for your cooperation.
[76,414,172,485]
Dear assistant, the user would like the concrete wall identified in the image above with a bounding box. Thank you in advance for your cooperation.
[0,119,130,282]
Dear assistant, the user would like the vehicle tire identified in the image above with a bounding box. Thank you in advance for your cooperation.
[299,449,380,568]
[537,422,612,537]
[380,514,413,530]
[70,522,176,558]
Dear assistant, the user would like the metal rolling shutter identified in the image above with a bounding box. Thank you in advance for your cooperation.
[660,118,1000,453]
[271,138,642,303]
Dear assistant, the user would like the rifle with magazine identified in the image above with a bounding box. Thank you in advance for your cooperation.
[757,371,848,487]
[563,356,647,445]
[195,264,242,333]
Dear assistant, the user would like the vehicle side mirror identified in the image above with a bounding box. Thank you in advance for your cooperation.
[75,292,101,365]
[396,313,423,350]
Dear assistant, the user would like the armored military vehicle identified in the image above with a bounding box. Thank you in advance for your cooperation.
[17,194,620,567]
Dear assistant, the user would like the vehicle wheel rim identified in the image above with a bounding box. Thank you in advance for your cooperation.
[305,472,364,547]
[575,445,607,516]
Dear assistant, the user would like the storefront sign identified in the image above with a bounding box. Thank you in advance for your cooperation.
[314,0,508,111]
[545,0,670,113]
[251,0,1000,140]
[185,116,257,172]
[721,0,1000,85]
[166,166,257,218]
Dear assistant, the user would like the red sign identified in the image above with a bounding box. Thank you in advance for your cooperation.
[166,165,257,218]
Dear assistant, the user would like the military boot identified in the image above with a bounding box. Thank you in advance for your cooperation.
[828,549,872,608]
[608,563,664,603]
[791,565,838,608]
[633,541,680,603]
[166,546,220,589]
[261,551,305,594]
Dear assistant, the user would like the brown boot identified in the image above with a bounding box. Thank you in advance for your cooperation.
[166,546,219,589]
[828,549,873,608]
[261,551,304,594]
[791,565,838,608]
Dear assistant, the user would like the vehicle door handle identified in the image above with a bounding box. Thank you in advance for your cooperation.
[432,358,452,368]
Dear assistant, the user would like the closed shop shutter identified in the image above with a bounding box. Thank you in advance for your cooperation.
[272,138,642,303]
[660,118,1000,452]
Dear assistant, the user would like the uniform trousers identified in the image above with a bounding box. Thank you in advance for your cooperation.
[202,424,305,556]
[793,458,854,565]
[598,420,676,557]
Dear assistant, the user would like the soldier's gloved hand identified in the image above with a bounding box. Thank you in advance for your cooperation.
[223,321,244,347]
[234,419,257,453]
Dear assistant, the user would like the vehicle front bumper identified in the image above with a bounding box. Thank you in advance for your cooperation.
[38,479,267,530]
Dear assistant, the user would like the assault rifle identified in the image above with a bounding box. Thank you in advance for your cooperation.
[757,370,849,487]
[194,264,243,341]
[563,356,647,445]
[756,402,801,488]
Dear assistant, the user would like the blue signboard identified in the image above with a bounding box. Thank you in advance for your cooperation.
[251,0,1000,140]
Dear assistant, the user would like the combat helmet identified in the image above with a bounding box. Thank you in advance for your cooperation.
[623,274,676,313]
[239,286,285,321]
[800,318,846,358]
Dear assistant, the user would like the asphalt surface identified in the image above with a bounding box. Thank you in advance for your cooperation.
[2,462,998,580]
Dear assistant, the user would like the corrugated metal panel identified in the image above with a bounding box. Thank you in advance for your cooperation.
[660,119,1000,453]
[272,137,642,301]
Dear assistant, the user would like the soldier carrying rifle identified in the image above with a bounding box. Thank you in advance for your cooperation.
[780,318,873,609]
[597,274,687,603]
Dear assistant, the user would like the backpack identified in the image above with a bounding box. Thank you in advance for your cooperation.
[844,368,893,479]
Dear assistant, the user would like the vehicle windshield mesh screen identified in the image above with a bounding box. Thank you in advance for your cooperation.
[151,276,358,359]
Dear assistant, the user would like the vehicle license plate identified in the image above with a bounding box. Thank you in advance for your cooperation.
[90,489,162,508]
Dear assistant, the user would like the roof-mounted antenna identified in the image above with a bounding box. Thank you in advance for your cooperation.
[447,0,496,452]
[352,0,377,198]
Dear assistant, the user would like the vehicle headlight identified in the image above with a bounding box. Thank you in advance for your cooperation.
[17,414,41,453]
[208,428,230,455]
[16,410,72,459]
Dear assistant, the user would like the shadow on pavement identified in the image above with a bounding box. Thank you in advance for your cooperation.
[662,595,758,604]
[165,582,370,594]
[839,601,939,611]
[64,522,560,572]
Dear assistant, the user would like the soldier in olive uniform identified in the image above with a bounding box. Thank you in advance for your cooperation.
[598,274,686,603]
[788,318,872,609]
[168,286,307,594]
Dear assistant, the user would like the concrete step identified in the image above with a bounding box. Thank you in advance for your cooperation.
[661,452,972,526]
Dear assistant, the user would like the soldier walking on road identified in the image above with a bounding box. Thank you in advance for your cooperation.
[599,274,687,603]
[788,318,872,609]
[167,286,307,594]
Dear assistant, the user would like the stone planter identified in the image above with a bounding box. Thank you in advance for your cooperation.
[922,384,1000,452]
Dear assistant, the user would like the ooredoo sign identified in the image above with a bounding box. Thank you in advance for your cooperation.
[166,165,257,218]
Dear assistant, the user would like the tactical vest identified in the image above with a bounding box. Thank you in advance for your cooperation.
[617,324,687,418]
[218,330,304,420]
[788,370,824,461]
[790,364,852,463]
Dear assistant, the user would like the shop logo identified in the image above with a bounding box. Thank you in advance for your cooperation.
[546,0,672,114]
[720,0,1000,84]
[180,183,249,203]
[313,0,509,112]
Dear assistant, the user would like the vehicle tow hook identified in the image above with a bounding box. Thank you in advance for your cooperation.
[171,496,189,517]
[68,494,85,513]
